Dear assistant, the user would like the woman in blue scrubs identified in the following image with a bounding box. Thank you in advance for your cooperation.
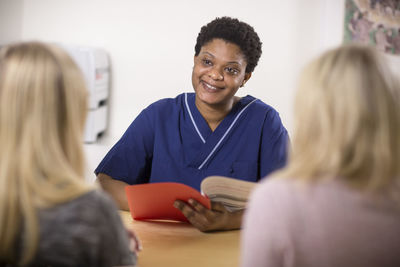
[96,16,289,231]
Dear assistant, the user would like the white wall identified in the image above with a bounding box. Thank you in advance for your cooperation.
[0,0,345,181]
[0,0,23,44]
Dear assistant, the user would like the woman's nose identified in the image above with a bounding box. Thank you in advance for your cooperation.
[209,68,223,81]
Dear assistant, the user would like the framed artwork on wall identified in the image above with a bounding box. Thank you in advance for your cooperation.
[344,0,400,55]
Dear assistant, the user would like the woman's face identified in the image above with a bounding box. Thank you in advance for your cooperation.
[192,38,250,109]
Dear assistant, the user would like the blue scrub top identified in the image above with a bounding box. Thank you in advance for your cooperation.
[95,93,289,191]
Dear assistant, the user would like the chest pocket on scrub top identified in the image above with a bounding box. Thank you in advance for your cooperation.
[228,161,258,181]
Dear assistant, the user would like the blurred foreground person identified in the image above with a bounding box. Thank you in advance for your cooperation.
[241,45,400,267]
[0,42,138,267]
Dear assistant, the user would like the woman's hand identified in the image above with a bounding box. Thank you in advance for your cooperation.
[173,199,244,232]
[126,227,142,253]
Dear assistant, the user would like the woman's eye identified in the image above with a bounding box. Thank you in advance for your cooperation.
[225,67,239,75]
[202,59,212,66]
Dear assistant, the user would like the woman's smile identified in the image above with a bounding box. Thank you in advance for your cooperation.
[201,80,224,92]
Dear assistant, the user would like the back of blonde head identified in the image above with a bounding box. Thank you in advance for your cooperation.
[281,45,400,190]
[0,42,91,264]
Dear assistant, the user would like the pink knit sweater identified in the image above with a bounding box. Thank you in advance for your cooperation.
[241,177,400,267]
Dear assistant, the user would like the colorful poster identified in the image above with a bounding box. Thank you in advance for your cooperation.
[344,0,400,55]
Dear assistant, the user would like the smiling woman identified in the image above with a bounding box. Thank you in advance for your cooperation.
[95,16,289,232]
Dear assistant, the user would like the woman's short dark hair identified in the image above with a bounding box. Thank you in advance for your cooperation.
[194,16,262,73]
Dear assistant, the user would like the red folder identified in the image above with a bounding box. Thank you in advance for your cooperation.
[125,182,211,222]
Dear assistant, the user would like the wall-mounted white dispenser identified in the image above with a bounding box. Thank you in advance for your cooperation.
[59,44,110,143]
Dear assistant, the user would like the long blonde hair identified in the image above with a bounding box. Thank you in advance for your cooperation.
[0,42,91,264]
[279,44,400,191]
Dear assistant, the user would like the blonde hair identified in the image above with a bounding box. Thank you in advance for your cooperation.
[0,42,91,264]
[279,44,400,191]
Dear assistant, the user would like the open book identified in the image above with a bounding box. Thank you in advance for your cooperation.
[125,176,257,222]
[200,176,257,212]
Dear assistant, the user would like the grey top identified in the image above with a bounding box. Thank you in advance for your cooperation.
[241,177,400,267]
[18,190,136,267]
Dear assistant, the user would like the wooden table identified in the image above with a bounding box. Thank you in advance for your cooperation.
[120,211,241,267]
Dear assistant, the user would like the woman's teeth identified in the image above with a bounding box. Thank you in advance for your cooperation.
[204,82,217,90]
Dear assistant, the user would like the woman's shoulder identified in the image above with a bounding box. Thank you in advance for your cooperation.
[39,189,119,225]
[70,189,116,207]
[252,177,295,200]
[241,95,282,121]
[242,95,276,111]
[250,177,325,211]
[144,93,188,112]
[241,96,286,135]
[35,190,134,266]
[135,93,189,123]
[252,176,393,209]
[254,176,343,198]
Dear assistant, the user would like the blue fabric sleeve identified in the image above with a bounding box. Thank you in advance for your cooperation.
[259,109,289,180]
[95,108,154,184]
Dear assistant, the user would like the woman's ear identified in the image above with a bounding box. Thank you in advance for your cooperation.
[241,73,252,87]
